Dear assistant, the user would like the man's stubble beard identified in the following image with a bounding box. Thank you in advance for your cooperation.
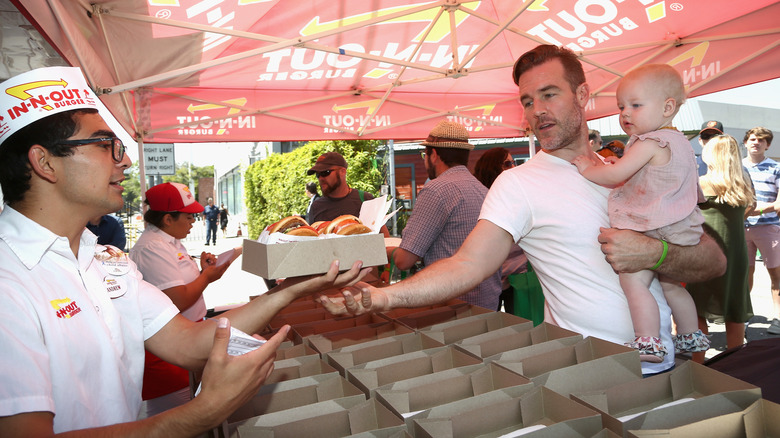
[534,95,584,153]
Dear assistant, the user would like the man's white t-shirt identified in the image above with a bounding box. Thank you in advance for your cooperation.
[480,151,675,374]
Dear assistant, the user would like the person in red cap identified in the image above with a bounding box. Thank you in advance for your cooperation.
[130,182,230,416]
[696,120,724,176]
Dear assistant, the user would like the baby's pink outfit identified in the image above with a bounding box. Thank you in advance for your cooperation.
[608,128,704,246]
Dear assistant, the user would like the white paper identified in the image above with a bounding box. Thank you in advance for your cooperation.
[195,326,267,396]
[498,424,546,437]
[216,246,243,267]
[617,397,695,422]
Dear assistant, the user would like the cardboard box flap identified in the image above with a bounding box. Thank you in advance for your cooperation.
[233,398,362,437]
[375,363,533,417]
[243,233,387,280]
[410,386,602,438]
[486,337,583,363]
[274,343,318,361]
[624,391,762,434]
[305,322,413,355]
[347,398,405,433]
[344,429,412,438]
[530,353,642,397]
[291,313,390,342]
[456,323,582,359]
[266,355,338,385]
[419,312,532,345]
[325,333,445,373]
[393,304,492,330]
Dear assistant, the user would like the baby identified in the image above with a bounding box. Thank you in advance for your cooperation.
[572,64,709,362]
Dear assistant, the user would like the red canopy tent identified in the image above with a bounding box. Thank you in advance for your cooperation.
[10,0,780,145]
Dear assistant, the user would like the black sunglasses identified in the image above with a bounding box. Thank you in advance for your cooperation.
[316,169,335,178]
[57,137,126,163]
[502,159,515,169]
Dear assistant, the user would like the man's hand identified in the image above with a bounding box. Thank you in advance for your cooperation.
[318,282,389,316]
[597,227,655,273]
[197,318,290,424]
[598,227,726,283]
[271,260,371,300]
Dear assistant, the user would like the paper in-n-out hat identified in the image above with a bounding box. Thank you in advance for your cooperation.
[0,66,98,147]
[145,182,204,214]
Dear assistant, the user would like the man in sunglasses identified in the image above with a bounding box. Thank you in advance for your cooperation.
[0,67,368,436]
[696,120,724,176]
[307,151,376,224]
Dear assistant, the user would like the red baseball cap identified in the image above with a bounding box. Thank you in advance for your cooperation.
[145,182,204,213]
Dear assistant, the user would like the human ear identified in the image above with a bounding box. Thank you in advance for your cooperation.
[28,145,58,183]
[663,98,677,117]
[576,82,590,108]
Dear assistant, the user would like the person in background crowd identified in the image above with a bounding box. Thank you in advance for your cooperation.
[0,66,369,436]
[473,147,528,312]
[320,45,726,377]
[597,139,625,159]
[305,181,320,223]
[588,129,603,152]
[742,126,780,335]
[385,120,502,310]
[203,197,219,245]
[696,120,724,176]
[130,182,231,417]
[219,203,229,238]
[87,213,127,252]
[687,135,755,362]
[573,63,708,362]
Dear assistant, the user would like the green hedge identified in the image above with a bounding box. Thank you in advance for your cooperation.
[244,140,383,239]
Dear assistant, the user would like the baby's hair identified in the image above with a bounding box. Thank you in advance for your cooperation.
[625,64,686,115]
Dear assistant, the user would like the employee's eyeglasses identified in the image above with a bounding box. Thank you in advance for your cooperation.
[502,160,515,169]
[316,169,334,178]
[57,137,126,163]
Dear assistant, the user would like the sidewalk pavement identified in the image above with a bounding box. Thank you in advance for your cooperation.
[180,219,779,359]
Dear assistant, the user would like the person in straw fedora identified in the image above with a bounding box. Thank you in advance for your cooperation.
[386,119,502,310]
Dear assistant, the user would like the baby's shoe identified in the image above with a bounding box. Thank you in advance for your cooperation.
[674,329,710,353]
[625,336,667,363]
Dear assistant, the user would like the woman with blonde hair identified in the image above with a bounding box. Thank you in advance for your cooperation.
[686,134,756,362]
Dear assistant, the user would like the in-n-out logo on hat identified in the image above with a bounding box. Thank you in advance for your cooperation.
[0,66,98,146]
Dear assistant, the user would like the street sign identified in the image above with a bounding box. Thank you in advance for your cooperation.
[143,143,175,175]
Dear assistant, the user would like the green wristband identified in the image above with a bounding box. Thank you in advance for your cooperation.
[650,239,668,271]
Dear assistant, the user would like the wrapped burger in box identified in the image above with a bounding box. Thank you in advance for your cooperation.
[243,196,398,279]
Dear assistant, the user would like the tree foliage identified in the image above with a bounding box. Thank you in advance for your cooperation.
[244,140,383,239]
[163,162,215,201]
[120,162,141,214]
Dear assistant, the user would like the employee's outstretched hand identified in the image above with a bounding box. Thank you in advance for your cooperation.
[318,282,389,316]
[195,318,289,425]
[271,260,371,300]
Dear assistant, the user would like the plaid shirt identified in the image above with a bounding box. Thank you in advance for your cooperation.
[744,157,780,227]
[400,166,501,309]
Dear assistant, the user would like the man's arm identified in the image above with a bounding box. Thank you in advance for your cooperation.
[387,246,420,271]
[598,227,726,283]
[0,319,290,438]
[321,220,513,316]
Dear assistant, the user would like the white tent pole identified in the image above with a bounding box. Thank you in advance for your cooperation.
[388,140,397,236]
[138,136,147,212]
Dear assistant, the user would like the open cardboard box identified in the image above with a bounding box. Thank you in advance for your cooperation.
[290,313,392,344]
[226,372,364,424]
[378,299,468,320]
[570,360,762,437]
[267,307,341,330]
[454,322,582,360]
[304,321,415,355]
[231,397,405,438]
[417,311,532,345]
[243,233,388,279]
[408,386,603,438]
[493,336,643,397]
[325,332,445,374]
[392,303,493,330]
[274,342,319,361]
[345,345,483,396]
[624,391,764,437]
[373,362,533,419]
[264,355,339,385]
[344,430,412,438]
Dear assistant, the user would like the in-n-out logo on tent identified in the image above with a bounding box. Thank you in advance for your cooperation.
[525,0,671,52]
[175,98,256,137]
